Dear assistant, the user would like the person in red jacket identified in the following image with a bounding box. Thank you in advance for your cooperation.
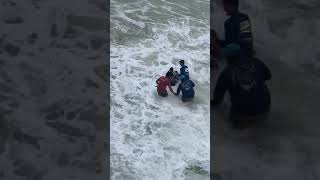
[156,74,176,97]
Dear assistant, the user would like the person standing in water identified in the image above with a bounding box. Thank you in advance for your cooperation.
[178,60,190,80]
[213,0,254,58]
[166,67,179,86]
[211,43,271,129]
[176,76,195,102]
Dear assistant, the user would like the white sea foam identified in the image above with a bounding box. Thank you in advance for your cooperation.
[111,0,210,179]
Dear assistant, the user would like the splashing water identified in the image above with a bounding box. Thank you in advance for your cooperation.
[110,0,210,179]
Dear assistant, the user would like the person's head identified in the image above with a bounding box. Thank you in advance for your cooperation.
[169,67,174,72]
[223,43,241,65]
[223,0,239,15]
[179,60,185,66]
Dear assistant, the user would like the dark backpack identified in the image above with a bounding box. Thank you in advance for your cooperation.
[232,62,257,93]
[181,80,193,92]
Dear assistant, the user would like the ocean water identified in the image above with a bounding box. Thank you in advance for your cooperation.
[110,0,210,180]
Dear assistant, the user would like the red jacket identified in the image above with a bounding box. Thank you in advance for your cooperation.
[156,76,170,93]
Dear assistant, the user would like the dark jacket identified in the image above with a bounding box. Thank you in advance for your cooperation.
[166,71,173,77]
[220,12,253,56]
[212,57,271,115]
[166,70,179,86]
[177,80,195,99]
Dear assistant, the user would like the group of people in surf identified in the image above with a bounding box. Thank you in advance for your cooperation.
[211,0,272,129]
[156,60,195,102]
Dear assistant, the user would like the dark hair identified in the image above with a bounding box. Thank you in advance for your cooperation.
[169,67,174,71]
[179,60,185,64]
[223,0,239,8]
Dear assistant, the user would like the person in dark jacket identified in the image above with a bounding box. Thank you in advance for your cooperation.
[213,0,254,58]
[166,67,174,77]
[166,67,179,86]
[179,60,190,80]
[211,43,271,128]
[176,76,195,102]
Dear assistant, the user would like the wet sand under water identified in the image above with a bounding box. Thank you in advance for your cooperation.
[212,58,320,180]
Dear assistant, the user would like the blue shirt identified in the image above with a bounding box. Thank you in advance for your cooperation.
[180,65,190,80]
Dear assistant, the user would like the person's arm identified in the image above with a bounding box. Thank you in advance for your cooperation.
[168,85,176,95]
[212,70,228,106]
[176,84,181,96]
[264,63,272,81]
[156,78,160,84]
[211,30,223,60]
[212,29,225,47]
[257,59,272,81]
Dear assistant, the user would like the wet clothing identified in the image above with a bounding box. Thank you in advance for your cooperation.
[158,91,168,97]
[179,65,190,80]
[212,57,271,115]
[156,76,170,94]
[177,79,195,101]
[166,70,179,86]
[220,12,253,57]
[166,70,174,77]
